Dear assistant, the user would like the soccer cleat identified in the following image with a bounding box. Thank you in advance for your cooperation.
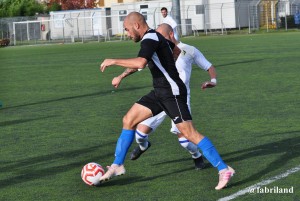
[215,166,235,190]
[99,164,126,182]
[130,141,151,160]
[193,156,206,170]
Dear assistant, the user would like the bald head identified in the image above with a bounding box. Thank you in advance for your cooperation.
[156,23,177,44]
[124,12,149,42]
[125,12,145,23]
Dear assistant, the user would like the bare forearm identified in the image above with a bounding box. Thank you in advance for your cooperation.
[112,68,139,88]
[100,57,147,72]
[113,57,147,69]
[202,66,217,90]
[208,66,217,79]
[119,68,138,79]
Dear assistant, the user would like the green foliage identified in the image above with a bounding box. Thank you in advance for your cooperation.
[47,1,61,12]
[0,0,46,17]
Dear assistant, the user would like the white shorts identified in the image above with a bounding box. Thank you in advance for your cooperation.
[139,111,167,132]
[139,94,191,135]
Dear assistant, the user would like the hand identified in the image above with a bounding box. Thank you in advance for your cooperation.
[100,59,115,72]
[112,76,122,88]
[201,81,216,90]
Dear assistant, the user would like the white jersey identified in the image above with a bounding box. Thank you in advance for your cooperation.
[162,15,179,41]
[176,42,212,95]
[140,42,212,134]
[162,15,177,29]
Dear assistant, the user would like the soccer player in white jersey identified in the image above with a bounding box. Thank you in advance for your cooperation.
[161,7,179,41]
[112,23,217,170]
[100,12,235,190]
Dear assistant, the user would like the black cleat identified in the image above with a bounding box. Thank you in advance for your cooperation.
[194,156,206,170]
[130,142,151,160]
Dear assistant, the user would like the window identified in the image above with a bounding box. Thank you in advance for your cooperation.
[140,5,148,9]
[141,11,147,21]
[140,5,148,20]
[195,5,204,15]
[119,10,127,21]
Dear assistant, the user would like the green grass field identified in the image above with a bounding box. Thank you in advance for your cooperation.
[0,32,299,201]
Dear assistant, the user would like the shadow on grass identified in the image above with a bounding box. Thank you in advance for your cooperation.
[217,59,265,67]
[99,166,196,187]
[0,85,150,111]
[222,134,300,187]
[113,132,299,188]
[0,143,116,189]
[0,116,57,127]
[152,157,192,166]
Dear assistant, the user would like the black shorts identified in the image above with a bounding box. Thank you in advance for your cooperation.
[136,90,192,124]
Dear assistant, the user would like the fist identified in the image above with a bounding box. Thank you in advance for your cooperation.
[201,81,216,90]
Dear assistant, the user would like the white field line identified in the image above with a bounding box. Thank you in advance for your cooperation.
[218,165,300,201]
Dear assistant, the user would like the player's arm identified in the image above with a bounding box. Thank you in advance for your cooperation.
[191,47,217,90]
[100,57,147,72]
[112,68,138,88]
[201,65,217,90]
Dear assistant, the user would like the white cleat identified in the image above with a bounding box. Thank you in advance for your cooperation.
[99,164,126,182]
[215,166,235,190]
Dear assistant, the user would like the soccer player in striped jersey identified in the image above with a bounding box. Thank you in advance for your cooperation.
[99,12,235,190]
[112,23,218,170]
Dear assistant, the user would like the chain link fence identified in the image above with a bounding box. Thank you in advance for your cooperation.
[248,0,300,32]
[1,1,300,46]
[0,16,37,46]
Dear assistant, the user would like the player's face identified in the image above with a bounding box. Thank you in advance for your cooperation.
[124,21,141,43]
[161,10,167,18]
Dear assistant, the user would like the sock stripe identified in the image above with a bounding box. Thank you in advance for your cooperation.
[179,139,189,144]
[136,130,148,138]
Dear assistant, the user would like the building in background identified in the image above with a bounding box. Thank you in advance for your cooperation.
[96,0,137,7]
[3,0,300,46]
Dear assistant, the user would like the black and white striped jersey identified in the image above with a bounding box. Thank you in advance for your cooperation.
[137,29,187,96]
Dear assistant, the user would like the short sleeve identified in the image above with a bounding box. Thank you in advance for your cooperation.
[193,47,212,70]
[138,38,159,61]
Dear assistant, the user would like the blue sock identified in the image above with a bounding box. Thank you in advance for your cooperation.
[197,137,227,171]
[113,129,135,165]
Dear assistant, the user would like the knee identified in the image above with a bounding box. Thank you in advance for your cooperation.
[176,124,189,136]
[122,115,136,129]
[137,124,152,134]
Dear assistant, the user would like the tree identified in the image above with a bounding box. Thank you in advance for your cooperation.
[0,0,46,17]
[47,0,62,12]
[49,0,95,11]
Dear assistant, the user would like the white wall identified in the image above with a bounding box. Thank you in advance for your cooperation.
[110,0,242,34]
[48,0,250,39]
[50,9,105,39]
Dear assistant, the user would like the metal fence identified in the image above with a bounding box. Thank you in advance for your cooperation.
[248,0,300,32]
[1,1,300,46]
[0,16,37,43]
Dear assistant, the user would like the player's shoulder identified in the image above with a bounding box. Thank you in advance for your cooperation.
[142,29,159,41]
[178,42,195,55]
[178,42,192,49]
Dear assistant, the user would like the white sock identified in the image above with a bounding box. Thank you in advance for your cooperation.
[178,137,201,159]
[135,129,149,151]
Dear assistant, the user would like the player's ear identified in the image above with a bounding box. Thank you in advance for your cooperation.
[133,22,139,29]
[170,31,174,38]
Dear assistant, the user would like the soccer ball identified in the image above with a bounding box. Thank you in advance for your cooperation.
[81,162,105,186]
